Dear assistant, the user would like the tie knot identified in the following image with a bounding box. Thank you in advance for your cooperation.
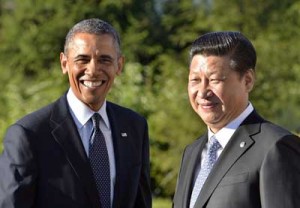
[91,113,101,130]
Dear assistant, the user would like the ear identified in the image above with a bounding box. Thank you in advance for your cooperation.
[60,52,68,74]
[116,55,125,75]
[244,69,255,92]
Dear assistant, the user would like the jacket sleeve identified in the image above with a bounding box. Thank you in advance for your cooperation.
[0,124,37,208]
[260,134,300,208]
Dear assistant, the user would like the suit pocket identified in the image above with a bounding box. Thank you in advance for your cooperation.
[219,172,249,186]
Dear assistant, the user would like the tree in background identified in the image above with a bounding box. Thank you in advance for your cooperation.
[0,0,299,199]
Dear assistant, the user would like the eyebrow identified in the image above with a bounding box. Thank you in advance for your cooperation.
[74,54,90,60]
[190,68,218,75]
[73,54,114,61]
[205,70,218,76]
[98,54,114,61]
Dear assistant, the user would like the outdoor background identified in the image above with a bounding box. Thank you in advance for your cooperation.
[0,0,299,207]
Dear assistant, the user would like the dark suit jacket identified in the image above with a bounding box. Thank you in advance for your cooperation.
[173,111,300,208]
[0,94,151,208]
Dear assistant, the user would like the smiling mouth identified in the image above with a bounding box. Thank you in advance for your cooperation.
[201,104,216,109]
[82,80,105,88]
[197,101,217,109]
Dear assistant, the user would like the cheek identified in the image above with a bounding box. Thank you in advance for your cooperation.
[218,88,239,108]
[68,70,77,82]
[67,69,83,91]
[70,74,78,86]
[188,84,198,97]
[188,86,200,110]
[211,83,231,99]
[103,65,116,77]
[68,66,83,79]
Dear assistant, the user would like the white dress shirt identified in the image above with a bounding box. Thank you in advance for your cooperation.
[66,89,116,204]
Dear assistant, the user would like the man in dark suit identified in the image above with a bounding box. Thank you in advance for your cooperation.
[0,18,151,208]
[173,31,300,208]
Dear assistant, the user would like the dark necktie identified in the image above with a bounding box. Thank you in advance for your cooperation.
[189,136,221,208]
[89,113,111,208]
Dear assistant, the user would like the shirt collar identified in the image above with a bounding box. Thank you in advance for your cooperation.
[66,88,110,129]
[208,102,254,148]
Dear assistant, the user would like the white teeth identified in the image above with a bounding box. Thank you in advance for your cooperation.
[83,81,103,88]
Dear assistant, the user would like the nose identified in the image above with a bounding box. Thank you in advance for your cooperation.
[198,81,213,99]
[198,89,213,99]
[86,59,101,75]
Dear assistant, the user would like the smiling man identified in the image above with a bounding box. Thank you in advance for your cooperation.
[0,18,151,208]
[173,32,300,208]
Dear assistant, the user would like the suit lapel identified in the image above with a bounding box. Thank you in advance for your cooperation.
[195,111,262,207]
[50,95,100,207]
[106,103,121,208]
[106,103,128,208]
[181,136,207,208]
[106,102,146,208]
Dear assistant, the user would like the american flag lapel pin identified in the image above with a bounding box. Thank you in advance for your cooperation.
[121,132,127,137]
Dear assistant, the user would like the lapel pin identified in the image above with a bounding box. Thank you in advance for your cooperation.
[121,133,127,137]
[240,141,246,148]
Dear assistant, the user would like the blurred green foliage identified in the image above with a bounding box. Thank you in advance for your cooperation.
[0,0,299,198]
[153,197,172,208]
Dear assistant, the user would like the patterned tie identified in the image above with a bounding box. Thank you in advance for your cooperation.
[189,136,221,208]
[89,113,111,208]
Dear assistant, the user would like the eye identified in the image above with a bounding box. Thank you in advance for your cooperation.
[189,77,201,87]
[74,56,90,65]
[76,58,89,64]
[209,76,226,84]
[189,78,200,82]
[99,57,113,65]
[210,78,220,84]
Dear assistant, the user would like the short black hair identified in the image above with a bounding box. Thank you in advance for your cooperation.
[64,18,121,55]
[190,31,256,75]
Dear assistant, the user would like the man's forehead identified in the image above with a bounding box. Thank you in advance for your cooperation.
[67,34,118,56]
[190,55,228,74]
